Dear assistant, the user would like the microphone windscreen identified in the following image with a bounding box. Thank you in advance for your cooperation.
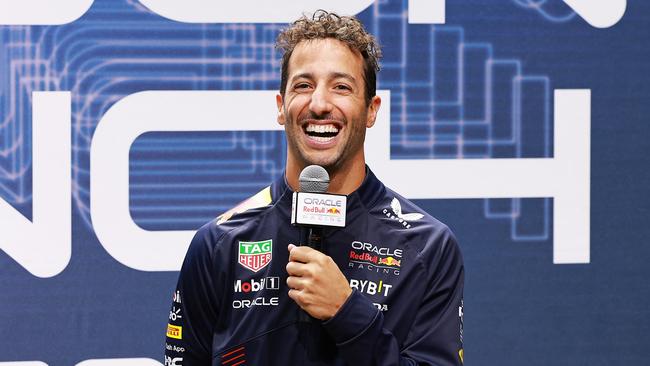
[299,165,330,193]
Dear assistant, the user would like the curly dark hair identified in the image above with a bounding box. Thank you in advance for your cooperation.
[276,10,382,105]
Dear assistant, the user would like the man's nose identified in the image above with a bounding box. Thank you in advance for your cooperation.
[309,85,333,116]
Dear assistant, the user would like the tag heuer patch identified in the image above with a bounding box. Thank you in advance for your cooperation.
[238,240,272,272]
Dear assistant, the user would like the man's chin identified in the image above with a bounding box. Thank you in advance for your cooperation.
[302,155,341,172]
[304,160,337,171]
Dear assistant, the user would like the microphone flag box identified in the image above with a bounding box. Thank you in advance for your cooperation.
[291,192,347,227]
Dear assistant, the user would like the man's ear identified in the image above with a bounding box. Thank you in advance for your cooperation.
[365,95,382,128]
[276,93,286,125]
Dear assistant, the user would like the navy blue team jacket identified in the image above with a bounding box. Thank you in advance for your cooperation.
[165,168,464,366]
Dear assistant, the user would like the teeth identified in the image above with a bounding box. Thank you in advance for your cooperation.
[306,124,339,133]
[311,136,334,142]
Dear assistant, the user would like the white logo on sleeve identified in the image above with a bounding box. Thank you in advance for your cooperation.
[391,198,424,221]
[382,198,423,229]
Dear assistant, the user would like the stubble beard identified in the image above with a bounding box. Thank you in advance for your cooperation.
[285,110,367,177]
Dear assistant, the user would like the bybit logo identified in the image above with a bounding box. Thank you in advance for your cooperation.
[349,279,393,297]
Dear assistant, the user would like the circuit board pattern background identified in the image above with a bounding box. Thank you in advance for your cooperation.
[2,0,650,365]
[0,0,558,240]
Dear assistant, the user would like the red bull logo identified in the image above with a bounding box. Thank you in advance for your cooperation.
[349,251,378,264]
[378,256,401,267]
[349,251,402,268]
[327,207,341,215]
[348,241,404,275]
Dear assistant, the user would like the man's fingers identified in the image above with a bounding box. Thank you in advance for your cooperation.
[287,288,297,301]
[286,275,306,290]
[287,289,305,307]
[285,261,309,277]
[288,245,322,263]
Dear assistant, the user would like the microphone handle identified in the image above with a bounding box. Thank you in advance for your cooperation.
[306,226,323,251]
[298,226,323,322]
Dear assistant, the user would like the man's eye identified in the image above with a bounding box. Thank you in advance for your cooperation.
[335,84,352,91]
[295,83,311,90]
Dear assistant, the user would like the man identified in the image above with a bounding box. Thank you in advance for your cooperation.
[165,10,464,366]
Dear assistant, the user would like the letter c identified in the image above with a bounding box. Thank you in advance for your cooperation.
[91,91,283,271]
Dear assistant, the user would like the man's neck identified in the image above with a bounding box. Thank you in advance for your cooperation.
[285,157,367,195]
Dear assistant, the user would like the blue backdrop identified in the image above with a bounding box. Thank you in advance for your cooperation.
[1,0,648,364]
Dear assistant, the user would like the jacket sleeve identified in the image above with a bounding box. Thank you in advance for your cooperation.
[323,231,464,366]
[165,225,224,366]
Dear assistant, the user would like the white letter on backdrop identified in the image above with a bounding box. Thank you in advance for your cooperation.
[563,0,626,28]
[0,92,71,278]
[90,91,283,271]
[0,0,93,25]
[137,0,374,23]
[365,90,591,264]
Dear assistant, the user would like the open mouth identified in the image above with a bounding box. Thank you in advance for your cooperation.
[304,123,340,142]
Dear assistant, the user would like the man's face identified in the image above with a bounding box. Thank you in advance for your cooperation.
[276,38,380,173]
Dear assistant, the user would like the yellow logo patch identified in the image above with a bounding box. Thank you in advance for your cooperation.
[166,324,182,339]
[459,349,464,363]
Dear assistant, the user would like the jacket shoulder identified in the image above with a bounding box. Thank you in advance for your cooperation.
[374,187,449,231]
[187,186,275,255]
[216,186,274,225]
[373,187,461,258]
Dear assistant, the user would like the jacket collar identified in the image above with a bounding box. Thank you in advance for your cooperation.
[270,165,385,212]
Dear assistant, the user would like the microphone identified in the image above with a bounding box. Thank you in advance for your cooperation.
[298,165,329,252]
[291,165,347,323]
[299,165,330,193]
[291,165,347,229]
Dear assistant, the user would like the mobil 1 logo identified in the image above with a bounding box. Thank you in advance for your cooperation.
[234,277,280,293]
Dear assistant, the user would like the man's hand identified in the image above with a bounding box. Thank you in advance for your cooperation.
[286,244,352,320]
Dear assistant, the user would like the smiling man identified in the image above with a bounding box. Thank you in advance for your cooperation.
[277,34,381,194]
[165,10,464,366]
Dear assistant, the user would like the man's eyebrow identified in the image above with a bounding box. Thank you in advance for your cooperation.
[290,73,314,84]
[289,72,358,84]
[330,72,357,84]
